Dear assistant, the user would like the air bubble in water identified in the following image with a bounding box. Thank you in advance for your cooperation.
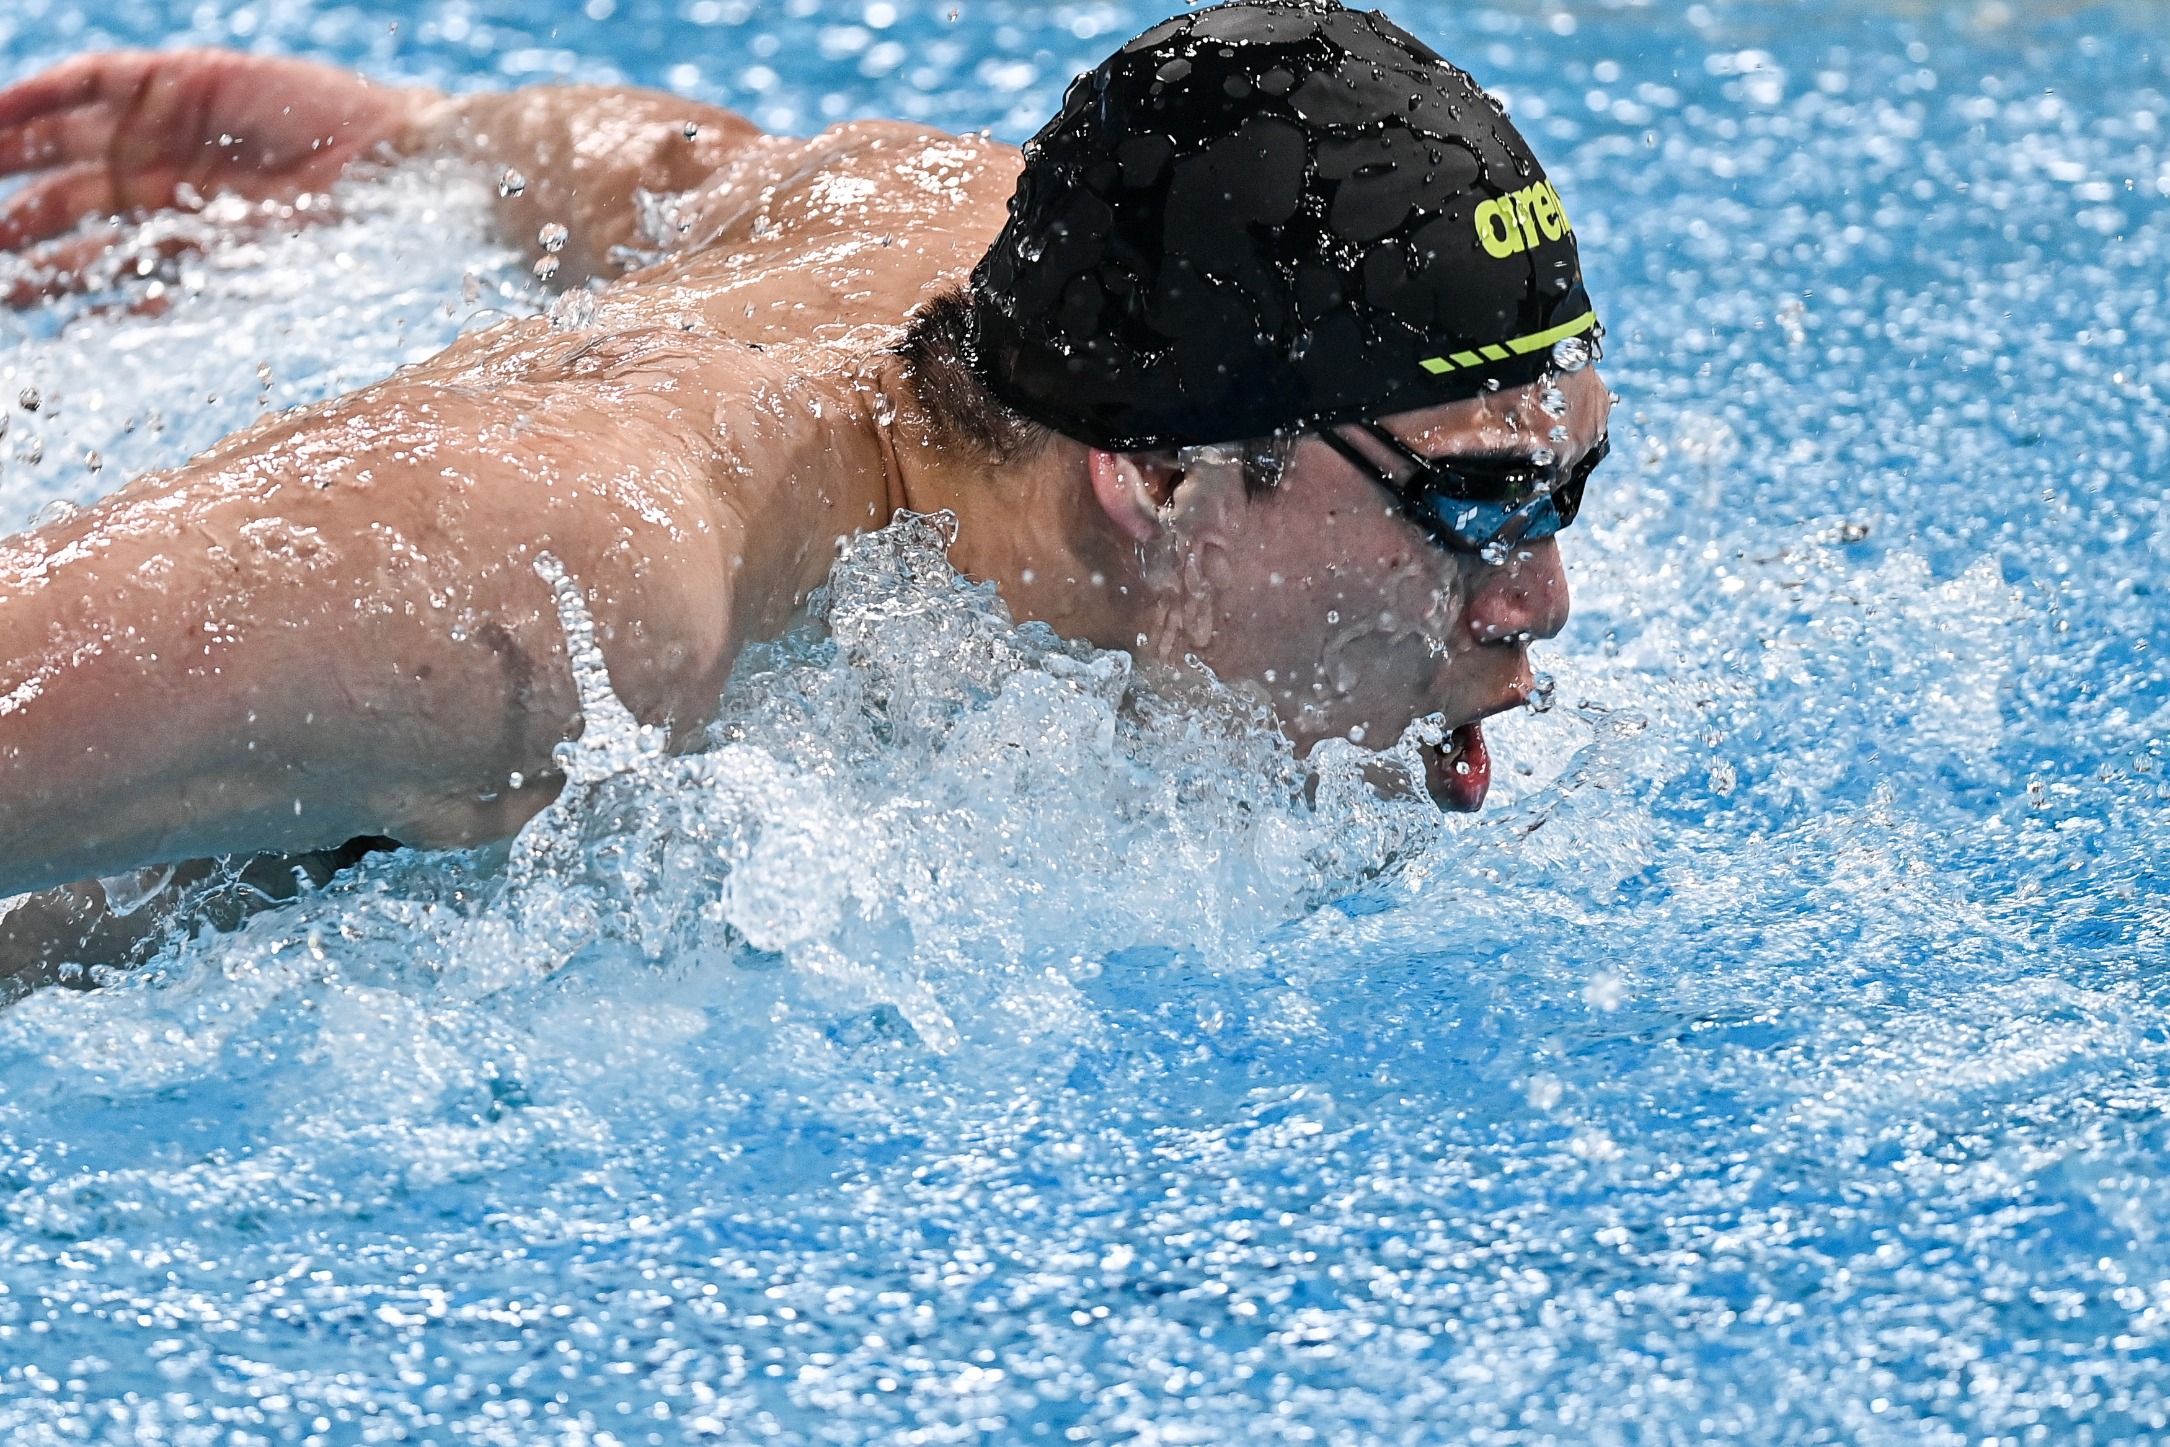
[1551,335,1591,371]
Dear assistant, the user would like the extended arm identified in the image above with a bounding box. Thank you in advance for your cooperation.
[0,331,750,898]
[0,50,764,292]
[406,87,763,287]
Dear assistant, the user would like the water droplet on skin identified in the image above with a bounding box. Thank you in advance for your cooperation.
[533,255,561,281]
[1551,335,1591,372]
[1531,448,1556,467]
[499,168,527,198]
[683,122,700,140]
[538,222,570,254]
[1539,384,1568,418]
[1549,425,1570,444]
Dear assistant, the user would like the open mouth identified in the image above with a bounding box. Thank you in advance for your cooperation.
[1422,721,1492,812]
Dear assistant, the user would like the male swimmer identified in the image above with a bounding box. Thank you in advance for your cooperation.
[0,0,1609,983]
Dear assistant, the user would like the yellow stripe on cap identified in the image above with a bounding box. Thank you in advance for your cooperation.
[1416,311,1599,377]
[1504,309,1600,356]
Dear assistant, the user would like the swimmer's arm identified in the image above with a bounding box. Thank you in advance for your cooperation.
[403,89,765,288]
[0,355,749,898]
[0,51,761,291]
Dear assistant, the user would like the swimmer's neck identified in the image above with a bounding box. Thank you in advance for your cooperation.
[883,366,1151,654]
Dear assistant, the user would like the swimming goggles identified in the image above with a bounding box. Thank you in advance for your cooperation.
[1318,423,1609,555]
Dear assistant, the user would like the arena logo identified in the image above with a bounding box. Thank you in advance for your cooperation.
[1474,181,1573,258]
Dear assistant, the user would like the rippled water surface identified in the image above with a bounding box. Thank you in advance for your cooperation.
[2,0,2168,1442]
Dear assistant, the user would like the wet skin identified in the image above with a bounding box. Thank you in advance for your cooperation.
[0,50,1606,912]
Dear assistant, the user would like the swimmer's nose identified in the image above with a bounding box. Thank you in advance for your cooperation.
[1465,537,1571,645]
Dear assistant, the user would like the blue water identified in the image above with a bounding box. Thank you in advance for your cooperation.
[2,0,2168,1442]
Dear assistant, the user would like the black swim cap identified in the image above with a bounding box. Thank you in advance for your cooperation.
[967,0,1599,451]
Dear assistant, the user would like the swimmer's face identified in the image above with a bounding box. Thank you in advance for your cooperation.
[1141,365,1610,808]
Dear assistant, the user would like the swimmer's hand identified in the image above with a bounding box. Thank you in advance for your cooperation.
[0,50,426,298]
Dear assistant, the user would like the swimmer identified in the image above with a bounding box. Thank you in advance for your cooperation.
[0,0,1610,988]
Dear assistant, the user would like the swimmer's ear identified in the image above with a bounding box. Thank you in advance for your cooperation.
[1086,448,1183,544]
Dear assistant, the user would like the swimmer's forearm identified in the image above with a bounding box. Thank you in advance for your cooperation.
[403,88,763,287]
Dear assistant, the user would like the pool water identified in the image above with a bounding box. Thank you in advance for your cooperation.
[2,0,2168,1442]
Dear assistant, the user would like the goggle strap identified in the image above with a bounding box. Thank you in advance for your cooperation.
[1353,421,1435,476]
[1317,427,1407,497]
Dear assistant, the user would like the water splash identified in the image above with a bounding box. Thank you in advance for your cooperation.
[0,0,2167,1441]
